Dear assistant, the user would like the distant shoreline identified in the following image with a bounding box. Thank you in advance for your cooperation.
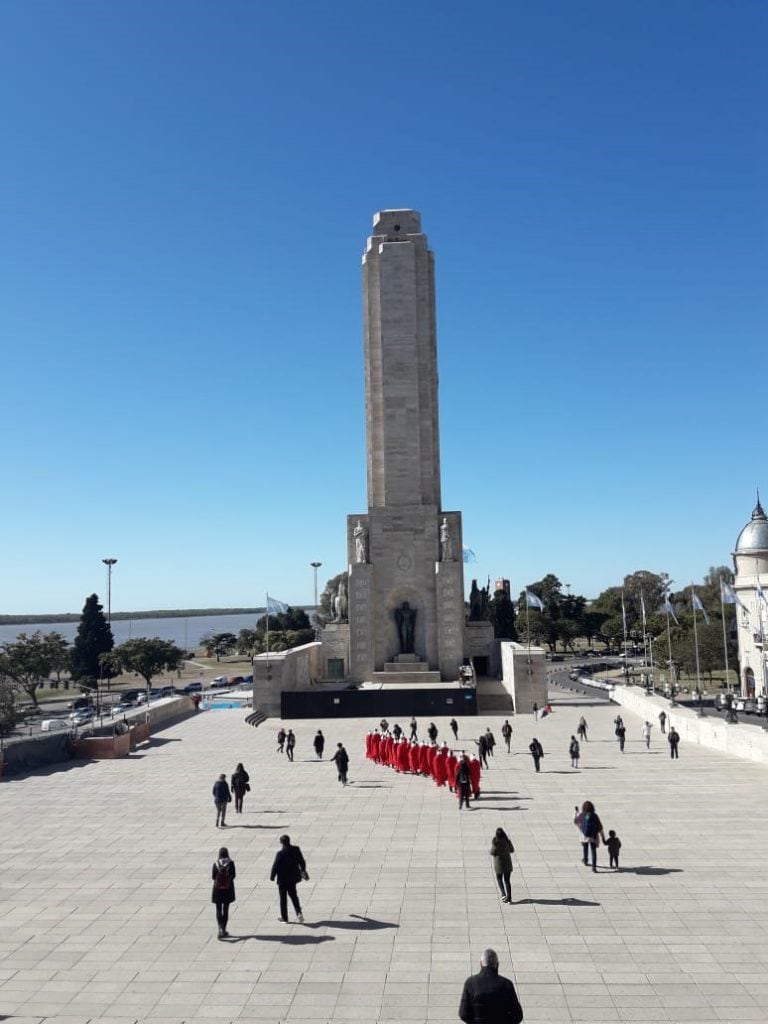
[0,607,300,625]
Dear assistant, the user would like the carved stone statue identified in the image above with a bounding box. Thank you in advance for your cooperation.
[329,586,338,621]
[394,600,417,654]
[439,516,454,561]
[333,579,348,622]
[353,520,368,564]
[468,579,490,621]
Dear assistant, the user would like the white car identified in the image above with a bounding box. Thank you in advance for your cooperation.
[41,718,70,732]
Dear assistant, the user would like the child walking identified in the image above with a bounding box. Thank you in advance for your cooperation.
[606,829,622,870]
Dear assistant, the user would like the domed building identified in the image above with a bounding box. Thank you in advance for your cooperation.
[732,495,768,696]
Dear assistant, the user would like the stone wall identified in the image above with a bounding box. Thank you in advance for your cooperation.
[252,643,323,717]
[499,641,548,714]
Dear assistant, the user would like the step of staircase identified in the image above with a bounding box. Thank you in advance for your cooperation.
[371,670,443,685]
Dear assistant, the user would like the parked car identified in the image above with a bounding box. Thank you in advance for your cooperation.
[41,718,70,732]
[68,695,93,711]
[119,690,142,704]
[182,681,203,694]
[71,709,96,725]
[111,703,134,716]
[158,686,176,698]
[210,676,229,688]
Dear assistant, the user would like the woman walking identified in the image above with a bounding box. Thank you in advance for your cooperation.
[230,763,250,814]
[211,846,236,938]
[490,827,514,903]
[573,800,605,873]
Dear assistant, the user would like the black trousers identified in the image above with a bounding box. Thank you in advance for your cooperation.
[582,841,597,867]
[279,883,301,920]
[670,745,679,758]
[496,871,511,900]
[532,755,541,772]
[458,783,471,809]
[286,746,294,761]
[609,853,620,868]
[214,900,230,930]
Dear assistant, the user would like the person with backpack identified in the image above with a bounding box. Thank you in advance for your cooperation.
[489,827,514,903]
[455,753,472,810]
[501,720,512,753]
[529,738,544,772]
[211,846,236,938]
[270,834,307,923]
[212,773,232,827]
[332,742,349,785]
[230,762,250,814]
[574,800,606,872]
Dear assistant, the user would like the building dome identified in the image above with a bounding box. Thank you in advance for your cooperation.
[735,498,768,553]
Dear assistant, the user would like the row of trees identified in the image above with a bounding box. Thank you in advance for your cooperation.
[201,607,313,659]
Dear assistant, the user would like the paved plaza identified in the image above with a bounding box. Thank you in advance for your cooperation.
[4,692,768,1024]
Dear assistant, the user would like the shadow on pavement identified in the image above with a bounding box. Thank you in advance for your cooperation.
[305,915,398,931]
[624,866,683,876]
[228,823,285,829]
[580,766,617,770]
[227,934,335,944]
[147,737,181,746]
[473,805,527,812]
[513,897,600,907]
[354,783,392,789]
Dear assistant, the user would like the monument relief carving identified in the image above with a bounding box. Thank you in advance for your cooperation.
[440,517,454,561]
[394,601,417,654]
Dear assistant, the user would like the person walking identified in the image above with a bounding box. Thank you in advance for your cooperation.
[569,735,580,768]
[476,733,489,769]
[532,702,539,720]
[276,727,286,754]
[459,949,524,1024]
[577,716,588,741]
[606,829,622,870]
[313,730,325,759]
[642,721,652,749]
[212,773,232,828]
[616,722,626,752]
[230,762,250,814]
[285,729,296,762]
[409,717,418,741]
[574,800,605,872]
[501,719,512,753]
[658,709,667,734]
[270,834,307,924]
[485,728,496,758]
[455,754,472,810]
[449,717,459,740]
[332,742,349,785]
[211,846,236,938]
[668,727,680,759]
[490,827,514,904]
[529,738,544,772]
[427,721,438,743]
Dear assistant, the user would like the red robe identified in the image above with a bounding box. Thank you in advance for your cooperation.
[446,752,458,790]
[427,744,438,776]
[433,750,447,787]
[469,756,482,798]
[398,741,410,773]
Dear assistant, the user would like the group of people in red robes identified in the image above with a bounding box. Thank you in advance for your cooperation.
[365,730,483,802]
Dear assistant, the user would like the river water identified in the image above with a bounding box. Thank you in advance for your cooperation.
[0,612,271,651]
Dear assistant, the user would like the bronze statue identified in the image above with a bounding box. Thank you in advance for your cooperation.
[395,601,417,654]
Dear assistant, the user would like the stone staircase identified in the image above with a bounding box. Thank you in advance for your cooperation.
[371,653,442,685]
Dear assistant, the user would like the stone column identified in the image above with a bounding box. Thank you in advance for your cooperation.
[348,561,375,681]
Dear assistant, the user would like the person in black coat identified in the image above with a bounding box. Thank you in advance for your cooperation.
[459,948,523,1023]
[529,738,544,772]
[230,763,250,814]
[270,834,307,923]
[212,773,232,827]
[332,742,349,785]
[313,730,325,759]
[211,846,236,939]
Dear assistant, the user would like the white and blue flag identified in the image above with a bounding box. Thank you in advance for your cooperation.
[462,547,477,564]
[721,580,748,613]
[691,590,710,625]
[525,590,545,611]
[266,595,289,616]
[757,582,768,609]
[661,596,679,626]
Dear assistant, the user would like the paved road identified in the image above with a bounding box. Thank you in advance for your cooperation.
[4,693,768,1023]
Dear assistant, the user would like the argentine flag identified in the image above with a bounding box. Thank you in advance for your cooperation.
[691,591,710,625]
[525,589,545,611]
[721,580,748,613]
[266,595,289,615]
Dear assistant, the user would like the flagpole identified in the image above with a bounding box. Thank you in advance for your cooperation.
[665,601,676,706]
[621,591,628,684]
[720,582,731,695]
[265,592,270,681]
[691,585,703,715]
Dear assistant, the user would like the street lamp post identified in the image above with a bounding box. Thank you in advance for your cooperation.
[101,559,117,716]
[310,562,322,639]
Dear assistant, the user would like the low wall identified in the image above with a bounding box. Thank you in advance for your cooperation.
[253,643,323,716]
[500,642,548,714]
[281,686,478,720]
[611,685,768,764]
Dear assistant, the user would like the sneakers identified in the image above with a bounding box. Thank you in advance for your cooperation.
[297,913,304,923]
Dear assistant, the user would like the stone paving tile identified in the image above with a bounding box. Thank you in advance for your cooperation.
[5,692,768,1021]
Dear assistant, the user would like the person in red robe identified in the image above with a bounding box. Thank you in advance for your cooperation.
[433,748,447,787]
[446,750,458,791]
[427,743,438,777]
[406,741,418,774]
[397,740,410,773]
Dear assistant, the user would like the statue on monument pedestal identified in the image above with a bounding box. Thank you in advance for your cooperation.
[353,520,368,564]
[333,579,348,622]
[468,579,490,621]
[439,516,454,561]
[395,601,417,654]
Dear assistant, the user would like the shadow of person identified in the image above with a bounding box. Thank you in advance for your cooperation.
[226,934,335,944]
[624,866,683,876]
[303,915,398,931]
[512,897,600,907]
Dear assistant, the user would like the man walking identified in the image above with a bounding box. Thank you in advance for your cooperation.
[616,722,626,752]
[642,721,652,749]
[529,738,544,773]
[455,754,472,810]
[476,733,489,769]
[501,719,512,753]
[286,729,296,762]
[313,730,325,759]
[276,727,286,754]
[459,948,523,1024]
[659,709,667,734]
[270,834,306,924]
[569,735,580,768]
[409,717,418,741]
[668,727,680,759]
[332,742,349,785]
[449,717,459,740]
[212,773,232,828]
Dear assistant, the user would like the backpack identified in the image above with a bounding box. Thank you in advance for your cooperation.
[215,862,231,891]
[583,813,600,839]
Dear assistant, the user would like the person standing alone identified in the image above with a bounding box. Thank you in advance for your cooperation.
[212,773,232,828]
[211,846,236,938]
[230,763,250,814]
[668,727,680,759]
[569,735,580,768]
[501,719,512,753]
[313,730,325,759]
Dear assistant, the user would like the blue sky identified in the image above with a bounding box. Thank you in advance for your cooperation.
[2,1,766,614]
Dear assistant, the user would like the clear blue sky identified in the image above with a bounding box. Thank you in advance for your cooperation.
[2,1,765,614]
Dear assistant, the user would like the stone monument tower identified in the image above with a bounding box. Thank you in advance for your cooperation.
[732,495,768,697]
[346,210,465,683]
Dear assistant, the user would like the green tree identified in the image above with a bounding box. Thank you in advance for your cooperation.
[200,632,237,661]
[70,594,114,686]
[0,675,18,734]
[489,588,517,639]
[237,628,260,656]
[43,632,70,684]
[102,638,185,689]
[667,621,735,684]
[0,631,55,706]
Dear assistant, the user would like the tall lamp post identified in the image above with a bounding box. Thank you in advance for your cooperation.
[310,562,322,639]
[101,559,118,714]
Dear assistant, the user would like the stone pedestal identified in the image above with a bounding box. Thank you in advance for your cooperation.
[320,623,350,680]
[499,642,547,714]
[436,559,465,679]
[348,561,374,681]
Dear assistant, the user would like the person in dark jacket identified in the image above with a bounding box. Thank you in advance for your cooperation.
[501,720,512,753]
[668,727,680,758]
[211,846,236,938]
[455,754,472,810]
[450,717,459,740]
[574,800,605,872]
[270,834,306,923]
[529,738,544,772]
[490,828,514,903]
[485,728,496,758]
[427,722,438,743]
[313,730,325,759]
[285,729,296,761]
[459,948,523,1024]
[476,733,489,769]
[212,773,232,827]
[409,717,418,741]
[230,763,250,814]
[569,736,580,768]
[332,742,350,784]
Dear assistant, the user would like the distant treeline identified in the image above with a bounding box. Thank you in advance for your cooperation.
[0,607,307,625]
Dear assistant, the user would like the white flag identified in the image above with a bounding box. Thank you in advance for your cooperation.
[640,590,647,630]
[691,590,710,625]
[721,580,748,612]
[462,547,477,564]
[266,595,289,615]
[661,596,679,626]
[525,590,544,611]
